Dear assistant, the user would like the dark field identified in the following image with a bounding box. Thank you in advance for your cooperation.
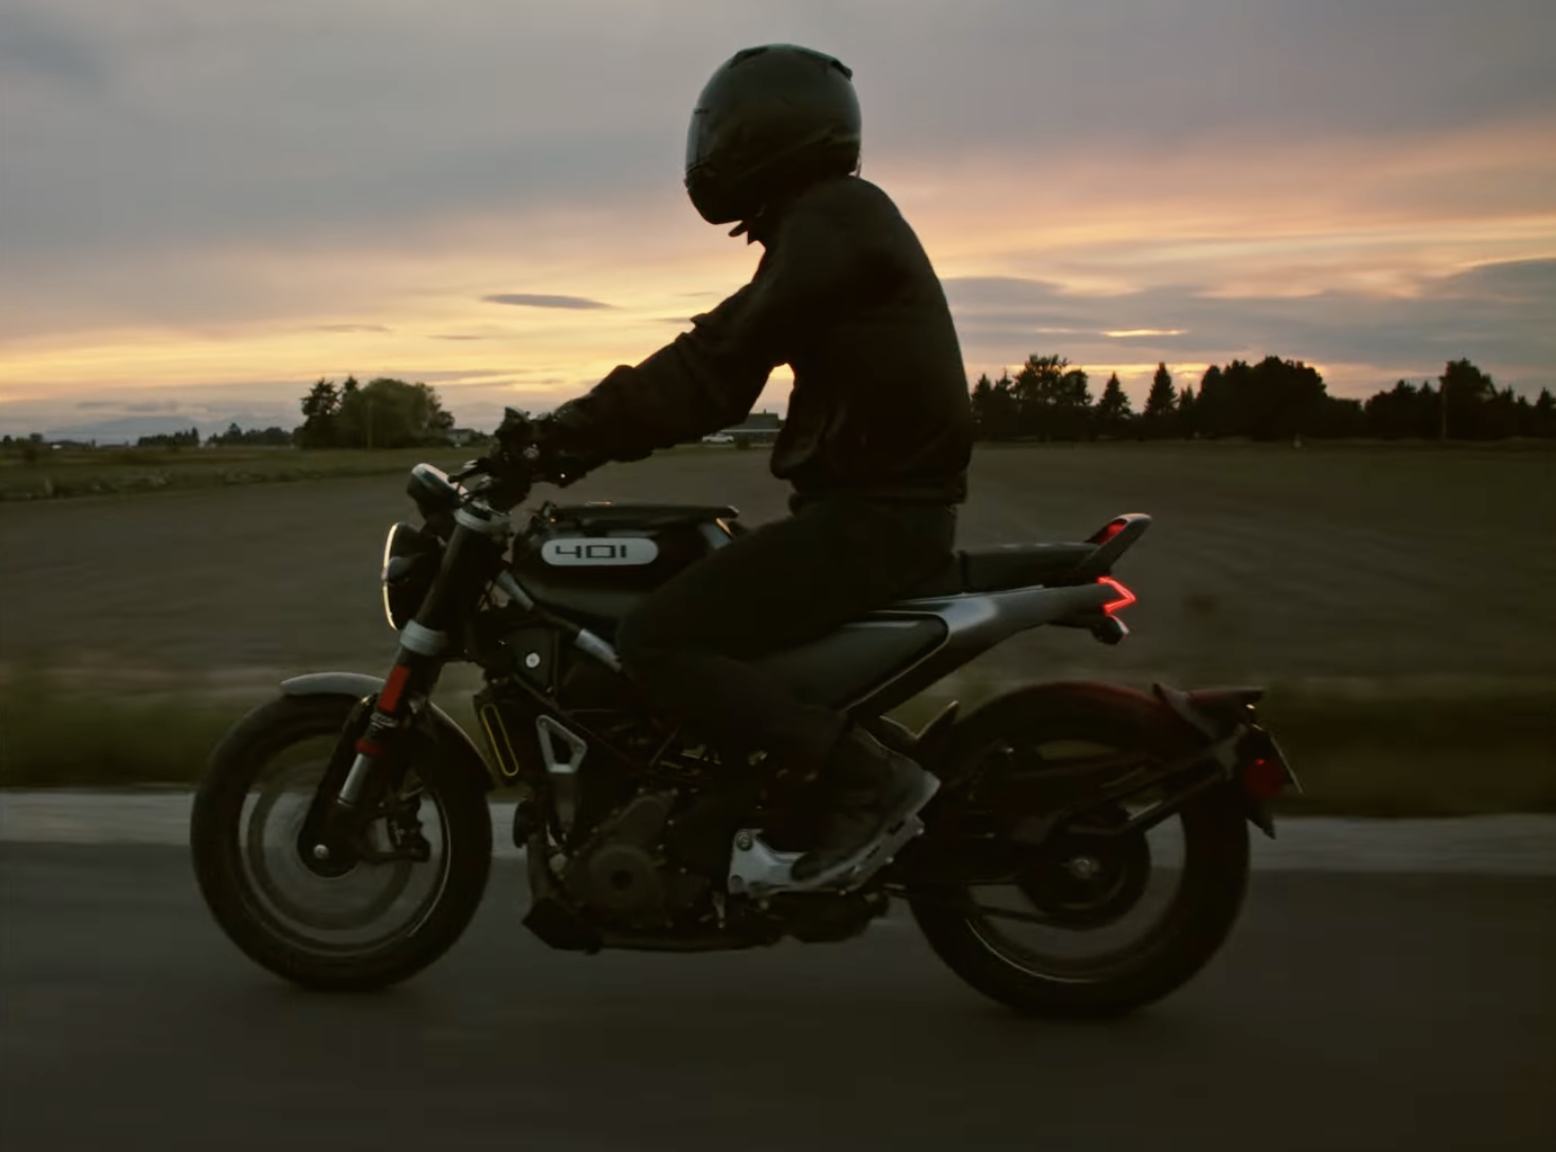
[0,445,471,501]
[1,442,1552,804]
[3,441,1551,678]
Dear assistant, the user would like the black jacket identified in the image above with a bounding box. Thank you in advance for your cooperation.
[549,175,974,502]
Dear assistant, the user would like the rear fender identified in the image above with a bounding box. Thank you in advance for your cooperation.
[932,680,1287,841]
[281,672,496,791]
[1154,683,1264,740]
[1153,682,1297,837]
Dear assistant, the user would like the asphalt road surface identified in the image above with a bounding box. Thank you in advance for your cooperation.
[2,846,1552,1151]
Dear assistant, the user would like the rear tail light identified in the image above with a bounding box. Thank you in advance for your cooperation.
[1243,756,1287,800]
[1098,576,1137,615]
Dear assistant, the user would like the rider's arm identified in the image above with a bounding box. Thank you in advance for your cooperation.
[544,188,875,462]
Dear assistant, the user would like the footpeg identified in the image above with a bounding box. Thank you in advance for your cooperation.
[727,815,927,898]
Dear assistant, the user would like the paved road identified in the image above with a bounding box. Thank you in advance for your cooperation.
[2,846,1552,1151]
[6,793,1556,875]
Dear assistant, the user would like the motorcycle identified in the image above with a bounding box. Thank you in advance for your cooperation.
[190,423,1297,1017]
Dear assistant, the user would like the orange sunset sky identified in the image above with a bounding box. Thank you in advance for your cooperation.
[2,0,1552,439]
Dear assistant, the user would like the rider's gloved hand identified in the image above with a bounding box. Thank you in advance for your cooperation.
[497,405,607,489]
[528,444,598,488]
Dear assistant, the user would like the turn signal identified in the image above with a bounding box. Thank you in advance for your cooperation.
[1098,576,1137,615]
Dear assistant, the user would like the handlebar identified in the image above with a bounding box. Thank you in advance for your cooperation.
[415,407,595,527]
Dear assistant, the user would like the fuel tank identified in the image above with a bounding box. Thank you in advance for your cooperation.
[511,503,740,634]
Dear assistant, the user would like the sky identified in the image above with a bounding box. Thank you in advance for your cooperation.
[1,0,1553,439]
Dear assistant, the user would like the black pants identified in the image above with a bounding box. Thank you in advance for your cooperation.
[615,495,957,769]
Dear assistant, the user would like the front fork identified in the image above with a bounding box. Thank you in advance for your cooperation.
[299,644,444,872]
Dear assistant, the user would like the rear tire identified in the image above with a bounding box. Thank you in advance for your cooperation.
[910,682,1249,1018]
[191,693,492,991]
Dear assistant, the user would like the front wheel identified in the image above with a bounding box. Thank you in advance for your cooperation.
[909,683,1250,1018]
[191,693,492,990]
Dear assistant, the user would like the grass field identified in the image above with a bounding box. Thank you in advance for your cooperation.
[1,441,1552,808]
[0,445,478,501]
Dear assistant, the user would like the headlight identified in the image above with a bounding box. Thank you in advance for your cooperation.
[380,522,440,631]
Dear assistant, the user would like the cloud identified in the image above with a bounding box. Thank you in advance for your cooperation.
[434,334,485,341]
[0,0,1549,427]
[76,398,180,413]
[0,2,109,91]
[945,259,1556,396]
[483,293,612,311]
[5,0,1550,269]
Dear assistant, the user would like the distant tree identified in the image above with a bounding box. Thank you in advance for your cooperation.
[1534,388,1555,438]
[967,368,1017,440]
[1011,354,1092,440]
[1,435,12,449]
[335,378,455,449]
[1414,381,1442,438]
[1177,385,1198,438]
[212,423,293,447]
[1195,365,1233,438]
[1366,380,1424,438]
[1438,358,1498,440]
[1143,363,1177,438]
[1314,396,1365,438]
[1506,390,1535,438]
[1011,354,1066,439]
[209,422,244,446]
[976,370,1019,440]
[136,428,200,449]
[298,378,341,448]
[1358,365,1537,442]
[1243,356,1327,440]
[970,373,995,439]
[1094,373,1133,438]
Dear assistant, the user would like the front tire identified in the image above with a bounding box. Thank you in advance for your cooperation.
[191,693,492,991]
[910,683,1249,1018]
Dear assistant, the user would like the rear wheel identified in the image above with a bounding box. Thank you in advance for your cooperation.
[191,693,492,990]
[909,683,1249,1018]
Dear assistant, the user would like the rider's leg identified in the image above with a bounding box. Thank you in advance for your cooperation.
[615,495,955,875]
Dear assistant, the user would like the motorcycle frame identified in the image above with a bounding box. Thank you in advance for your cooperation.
[299,472,1282,889]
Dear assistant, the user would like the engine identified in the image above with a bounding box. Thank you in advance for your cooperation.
[560,790,713,930]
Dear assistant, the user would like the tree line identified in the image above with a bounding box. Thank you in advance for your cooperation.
[970,356,1555,442]
[7,355,1550,455]
[297,376,454,449]
[134,425,294,448]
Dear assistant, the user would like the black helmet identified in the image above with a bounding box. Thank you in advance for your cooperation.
[684,44,862,227]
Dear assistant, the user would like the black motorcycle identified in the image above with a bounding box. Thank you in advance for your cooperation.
[191,428,1296,1017]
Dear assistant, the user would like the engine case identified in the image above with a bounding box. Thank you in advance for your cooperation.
[561,790,712,930]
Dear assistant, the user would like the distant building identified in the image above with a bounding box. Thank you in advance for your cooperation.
[447,428,485,447]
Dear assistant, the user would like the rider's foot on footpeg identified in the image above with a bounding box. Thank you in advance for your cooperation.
[791,726,939,885]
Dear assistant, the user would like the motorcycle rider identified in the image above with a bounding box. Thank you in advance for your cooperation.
[499,44,974,887]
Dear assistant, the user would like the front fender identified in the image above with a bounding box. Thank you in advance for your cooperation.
[281,672,496,791]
